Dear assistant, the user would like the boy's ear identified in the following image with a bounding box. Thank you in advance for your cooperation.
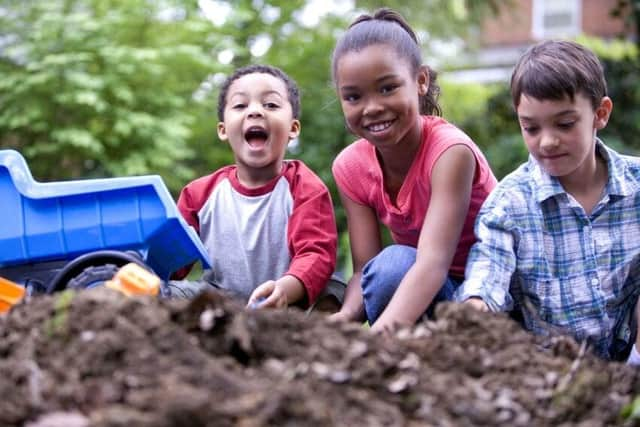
[417,65,429,96]
[289,119,301,140]
[217,122,228,141]
[594,96,613,130]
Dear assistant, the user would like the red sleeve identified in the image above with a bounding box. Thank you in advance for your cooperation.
[177,167,232,231]
[171,168,229,279]
[284,161,338,305]
[177,186,200,233]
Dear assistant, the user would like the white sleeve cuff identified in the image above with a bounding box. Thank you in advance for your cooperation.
[627,344,640,366]
[453,281,485,303]
[454,282,508,313]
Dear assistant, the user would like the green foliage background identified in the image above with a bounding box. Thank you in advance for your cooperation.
[1,0,638,275]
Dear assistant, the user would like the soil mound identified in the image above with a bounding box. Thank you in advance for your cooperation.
[1,288,638,426]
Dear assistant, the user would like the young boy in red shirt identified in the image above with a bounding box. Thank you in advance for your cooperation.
[171,65,338,310]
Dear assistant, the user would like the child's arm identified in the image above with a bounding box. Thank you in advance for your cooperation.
[172,185,201,279]
[282,170,338,307]
[454,186,518,313]
[371,145,476,333]
[330,187,383,323]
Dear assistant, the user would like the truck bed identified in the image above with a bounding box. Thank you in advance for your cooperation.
[0,149,210,280]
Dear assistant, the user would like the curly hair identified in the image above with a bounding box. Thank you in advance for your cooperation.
[217,64,300,122]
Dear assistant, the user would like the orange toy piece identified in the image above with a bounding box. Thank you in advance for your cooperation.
[105,263,160,297]
[0,277,26,313]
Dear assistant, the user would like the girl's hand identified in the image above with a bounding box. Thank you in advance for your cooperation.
[328,310,353,323]
[370,318,402,336]
[464,297,489,312]
[247,280,288,309]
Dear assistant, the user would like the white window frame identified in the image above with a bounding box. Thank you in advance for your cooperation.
[532,0,581,39]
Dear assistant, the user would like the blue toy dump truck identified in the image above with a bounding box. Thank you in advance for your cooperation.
[0,149,210,297]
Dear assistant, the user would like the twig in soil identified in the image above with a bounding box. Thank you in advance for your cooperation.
[27,359,43,407]
[554,340,587,393]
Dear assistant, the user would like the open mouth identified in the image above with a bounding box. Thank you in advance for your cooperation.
[244,126,269,147]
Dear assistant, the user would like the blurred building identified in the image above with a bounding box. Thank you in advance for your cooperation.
[447,0,634,83]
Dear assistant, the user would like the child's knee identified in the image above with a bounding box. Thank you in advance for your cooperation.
[307,276,346,314]
[363,245,415,282]
[167,280,212,299]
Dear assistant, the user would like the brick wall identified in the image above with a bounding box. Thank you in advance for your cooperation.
[482,0,533,45]
[480,0,630,47]
[581,0,627,37]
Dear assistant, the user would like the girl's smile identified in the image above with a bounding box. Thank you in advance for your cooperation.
[365,120,395,133]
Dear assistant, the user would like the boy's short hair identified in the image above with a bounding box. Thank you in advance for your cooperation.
[510,40,607,110]
[217,64,300,122]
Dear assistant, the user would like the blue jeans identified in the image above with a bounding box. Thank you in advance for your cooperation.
[361,244,460,324]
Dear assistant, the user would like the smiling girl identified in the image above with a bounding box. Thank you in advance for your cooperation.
[329,8,496,333]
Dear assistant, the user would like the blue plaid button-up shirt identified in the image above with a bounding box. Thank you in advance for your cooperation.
[455,140,640,358]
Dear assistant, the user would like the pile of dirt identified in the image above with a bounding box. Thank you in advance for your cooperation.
[0,288,638,427]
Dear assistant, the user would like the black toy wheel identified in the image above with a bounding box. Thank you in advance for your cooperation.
[66,264,120,290]
[46,250,149,293]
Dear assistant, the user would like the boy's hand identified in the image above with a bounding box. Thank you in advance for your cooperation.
[247,280,288,309]
[464,297,489,312]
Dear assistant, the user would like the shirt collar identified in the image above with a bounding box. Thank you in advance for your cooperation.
[531,138,638,203]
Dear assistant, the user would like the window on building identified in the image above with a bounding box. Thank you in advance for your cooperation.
[532,0,581,39]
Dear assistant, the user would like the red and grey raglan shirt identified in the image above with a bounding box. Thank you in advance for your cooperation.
[176,160,337,306]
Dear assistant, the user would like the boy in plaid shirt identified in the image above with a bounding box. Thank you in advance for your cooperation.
[455,40,640,363]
